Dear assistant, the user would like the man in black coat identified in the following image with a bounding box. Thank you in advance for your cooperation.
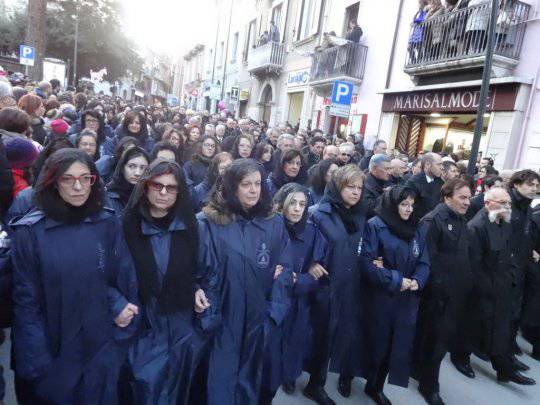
[507,170,540,354]
[389,158,407,186]
[405,153,444,220]
[468,187,535,385]
[415,179,474,405]
[303,136,325,170]
[522,205,540,360]
[363,154,392,218]
[359,139,387,171]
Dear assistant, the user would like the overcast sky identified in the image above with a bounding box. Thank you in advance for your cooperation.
[120,0,216,57]
[5,0,216,58]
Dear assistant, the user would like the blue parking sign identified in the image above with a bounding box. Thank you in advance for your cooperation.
[19,45,36,67]
[331,80,353,106]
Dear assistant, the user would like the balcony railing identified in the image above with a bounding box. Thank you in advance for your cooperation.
[310,42,368,84]
[247,42,285,76]
[404,1,530,75]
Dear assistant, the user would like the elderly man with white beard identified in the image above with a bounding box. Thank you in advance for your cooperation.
[467,188,536,386]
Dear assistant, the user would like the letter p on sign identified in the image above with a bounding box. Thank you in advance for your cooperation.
[331,80,353,106]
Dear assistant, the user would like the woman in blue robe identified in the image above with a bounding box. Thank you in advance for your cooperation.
[306,164,367,404]
[121,159,203,405]
[360,186,430,404]
[195,158,293,405]
[10,149,138,404]
[272,183,328,395]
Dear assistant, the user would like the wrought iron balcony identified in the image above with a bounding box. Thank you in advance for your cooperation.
[247,42,285,78]
[310,42,368,85]
[404,1,530,78]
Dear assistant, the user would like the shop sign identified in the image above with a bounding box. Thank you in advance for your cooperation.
[239,90,249,101]
[381,83,518,113]
[287,68,310,88]
[230,87,239,102]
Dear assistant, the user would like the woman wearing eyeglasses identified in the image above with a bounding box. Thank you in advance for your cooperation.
[121,159,202,404]
[184,135,221,187]
[359,186,429,404]
[10,149,138,403]
[75,129,100,161]
[105,146,149,218]
[304,164,366,403]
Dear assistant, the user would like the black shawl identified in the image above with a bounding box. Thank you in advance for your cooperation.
[122,206,196,314]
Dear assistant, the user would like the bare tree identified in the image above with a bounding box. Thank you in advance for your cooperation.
[25,0,47,81]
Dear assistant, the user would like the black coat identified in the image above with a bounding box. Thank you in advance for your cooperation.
[417,203,474,355]
[508,188,534,319]
[468,209,515,356]
[465,192,484,221]
[405,172,444,220]
[30,117,48,146]
[363,173,387,219]
[521,206,540,340]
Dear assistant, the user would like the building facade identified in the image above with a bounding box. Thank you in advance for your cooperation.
[181,0,540,170]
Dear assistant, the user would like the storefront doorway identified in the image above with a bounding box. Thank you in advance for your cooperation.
[395,113,490,160]
[287,92,304,127]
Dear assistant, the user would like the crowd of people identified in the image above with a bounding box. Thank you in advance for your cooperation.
[0,76,539,405]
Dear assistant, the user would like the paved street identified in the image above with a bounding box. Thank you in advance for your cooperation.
[2,330,540,404]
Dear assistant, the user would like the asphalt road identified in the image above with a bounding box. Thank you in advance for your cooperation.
[2,330,539,404]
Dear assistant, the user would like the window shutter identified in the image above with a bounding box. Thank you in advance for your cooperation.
[294,0,304,41]
[280,0,289,42]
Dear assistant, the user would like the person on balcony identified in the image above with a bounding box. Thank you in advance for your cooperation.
[345,21,363,43]
[465,0,490,54]
[270,20,281,43]
[425,0,446,60]
[408,0,430,64]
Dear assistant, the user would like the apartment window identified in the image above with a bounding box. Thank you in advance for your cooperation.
[218,41,225,67]
[207,49,213,73]
[231,32,239,62]
[243,19,257,62]
[295,0,323,41]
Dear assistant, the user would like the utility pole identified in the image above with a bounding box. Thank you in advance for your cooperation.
[220,0,234,102]
[468,0,499,175]
[72,11,79,87]
[210,0,221,112]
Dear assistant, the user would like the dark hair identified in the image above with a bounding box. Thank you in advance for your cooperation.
[442,160,457,172]
[81,109,106,144]
[205,152,233,188]
[441,178,471,200]
[309,158,337,195]
[480,165,498,176]
[125,159,197,232]
[192,134,220,162]
[482,174,503,191]
[0,107,30,133]
[274,149,307,184]
[150,141,180,163]
[33,149,104,223]
[74,93,87,110]
[122,110,148,139]
[481,156,494,166]
[309,135,326,146]
[32,137,74,186]
[253,142,273,161]
[509,169,540,189]
[113,136,139,162]
[231,134,253,159]
[205,158,272,221]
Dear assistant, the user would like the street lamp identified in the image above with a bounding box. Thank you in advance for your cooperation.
[71,12,79,87]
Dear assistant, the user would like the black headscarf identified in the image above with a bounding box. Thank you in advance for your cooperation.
[273,182,310,238]
[375,186,418,241]
[320,176,364,234]
[107,146,149,206]
[270,149,308,189]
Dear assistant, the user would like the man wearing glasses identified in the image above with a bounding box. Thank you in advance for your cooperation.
[467,187,536,386]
